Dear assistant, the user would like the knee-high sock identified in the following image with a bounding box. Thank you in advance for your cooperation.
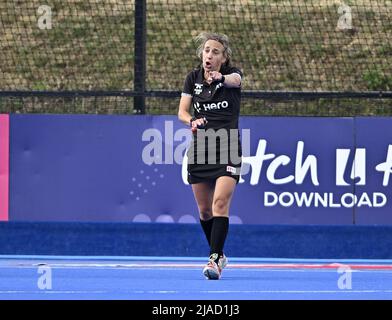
[200,217,214,246]
[210,216,229,260]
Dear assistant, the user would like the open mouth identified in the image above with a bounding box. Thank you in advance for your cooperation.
[205,61,212,69]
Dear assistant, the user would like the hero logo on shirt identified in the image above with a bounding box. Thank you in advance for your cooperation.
[194,101,229,112]
[202,101,229,111]
[193,102,201,112]
[194,83,203,95]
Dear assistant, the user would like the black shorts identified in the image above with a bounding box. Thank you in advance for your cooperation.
[187,129,242,184]
[187,163,242,184]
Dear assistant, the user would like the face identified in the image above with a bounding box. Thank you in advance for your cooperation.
[202,39,226,72]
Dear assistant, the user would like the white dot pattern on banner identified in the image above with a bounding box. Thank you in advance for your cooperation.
[129,166,163,201]
[230,215,243,224]
[156,215,175,223]
[178,215,197,224]
[133,214,151,223]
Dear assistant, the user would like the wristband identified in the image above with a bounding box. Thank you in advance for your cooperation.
[220,75,225,83]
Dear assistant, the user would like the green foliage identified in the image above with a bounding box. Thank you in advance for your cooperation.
[363,69,392,91]
[0,0,391,115]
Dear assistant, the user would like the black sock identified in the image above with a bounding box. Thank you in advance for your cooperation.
[210,217,229,262]
[200,217,214,246]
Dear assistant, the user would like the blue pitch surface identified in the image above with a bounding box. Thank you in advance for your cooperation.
[1,255,392,300]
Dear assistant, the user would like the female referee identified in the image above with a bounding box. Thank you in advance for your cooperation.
[178,32,242,280]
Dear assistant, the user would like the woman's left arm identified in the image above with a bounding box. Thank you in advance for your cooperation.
[209,71,241,88]
[222,73,241,88]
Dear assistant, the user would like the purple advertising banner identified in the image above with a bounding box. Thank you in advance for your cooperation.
[9,114,392,224]
[355,118,392,224]
[0,114,9,221]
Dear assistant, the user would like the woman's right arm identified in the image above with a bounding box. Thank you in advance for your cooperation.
[178,96,206,131]
[178,95,193,126]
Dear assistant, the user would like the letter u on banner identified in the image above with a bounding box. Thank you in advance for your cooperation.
[0,115,9,221]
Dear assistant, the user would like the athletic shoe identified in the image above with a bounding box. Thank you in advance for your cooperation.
[203,254,222,280]
[219,254,228,269]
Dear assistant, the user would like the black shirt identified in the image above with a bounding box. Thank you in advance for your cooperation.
[182,65,243,131]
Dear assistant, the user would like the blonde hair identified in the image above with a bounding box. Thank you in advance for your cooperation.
[195,32,232,66]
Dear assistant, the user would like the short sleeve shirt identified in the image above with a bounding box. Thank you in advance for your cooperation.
[182,65,243,131]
